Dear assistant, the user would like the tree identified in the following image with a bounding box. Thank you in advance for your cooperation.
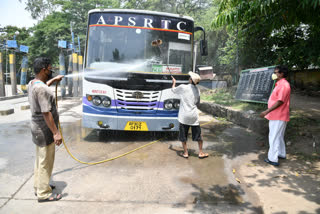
[212,0,320,70]
[27,12,70,67]
[20,0,58,20]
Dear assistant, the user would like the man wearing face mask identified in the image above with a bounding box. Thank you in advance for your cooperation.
[28,57,64,202]
[260,65,291,166]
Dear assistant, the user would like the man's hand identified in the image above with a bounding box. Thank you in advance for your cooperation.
[171,76,176,83]
[171,76,176,88]
[53,132,62,146]
[259,101,283,118]
[259,110,268,118]
[46,75,64,86]
[53,75,64,82]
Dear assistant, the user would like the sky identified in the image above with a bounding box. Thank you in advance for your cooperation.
[0,0,37,29]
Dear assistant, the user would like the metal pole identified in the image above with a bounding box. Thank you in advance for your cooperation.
[70,22,75,53]
[72,53,78,97]
[5,46,8,84]
[9,53,17,95]
[193,41,198,73]
[77,36,81,55]
[78,55,83,97]
[59,51,66,97]
[0,52,5,97]
[68,54,73,96]
[20,55,28,93]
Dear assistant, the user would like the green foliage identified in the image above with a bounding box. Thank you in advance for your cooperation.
[21,0,58,19]
[27,12,70,66]
[212,0,320,70]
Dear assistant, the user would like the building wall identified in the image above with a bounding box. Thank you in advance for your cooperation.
[289,70,320,90]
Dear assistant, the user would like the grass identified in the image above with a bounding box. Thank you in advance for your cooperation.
[201,88,266,112]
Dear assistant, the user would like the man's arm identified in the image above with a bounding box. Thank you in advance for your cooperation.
[171,76,176,88]
[259,100,284,118]
[42,112,62,145]
[46,75,64,87]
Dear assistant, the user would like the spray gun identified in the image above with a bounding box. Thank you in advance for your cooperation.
[151,39,172,77]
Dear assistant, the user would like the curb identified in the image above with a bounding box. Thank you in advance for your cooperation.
[199,102,268,135]
[0,94,28,101]
[0,96,81,116]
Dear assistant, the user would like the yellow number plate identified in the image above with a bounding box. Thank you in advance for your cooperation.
[124,121,148,131]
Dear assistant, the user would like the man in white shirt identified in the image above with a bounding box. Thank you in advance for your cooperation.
[171,72,209,159]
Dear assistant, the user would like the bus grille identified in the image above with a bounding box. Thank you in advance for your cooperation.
[115,89,160,111]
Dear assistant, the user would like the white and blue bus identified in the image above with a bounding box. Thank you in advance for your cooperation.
[83,9,207,132]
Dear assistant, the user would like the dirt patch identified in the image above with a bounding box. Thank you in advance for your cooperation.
[283,93,320,159]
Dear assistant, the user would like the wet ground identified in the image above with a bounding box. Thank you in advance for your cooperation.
[0,97,318,213]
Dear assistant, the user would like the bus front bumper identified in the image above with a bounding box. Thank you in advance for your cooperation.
[82,114,179,131]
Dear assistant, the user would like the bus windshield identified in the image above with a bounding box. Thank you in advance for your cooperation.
[86,25,192,74]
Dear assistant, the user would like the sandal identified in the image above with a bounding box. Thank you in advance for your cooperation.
[179,152,189,158]
[38,193,62,203]
[35,185,56,196]
[198,153,209,159]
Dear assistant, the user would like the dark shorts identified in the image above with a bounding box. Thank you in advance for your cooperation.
[179,123,202,142]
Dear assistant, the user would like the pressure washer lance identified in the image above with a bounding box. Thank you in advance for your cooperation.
[151,39,173,77]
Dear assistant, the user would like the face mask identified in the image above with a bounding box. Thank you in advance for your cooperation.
[46,69,53,81]
[271,73,278,80]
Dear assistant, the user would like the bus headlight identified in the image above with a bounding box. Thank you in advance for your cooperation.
[173,101,180,109]
[164,99,180,110]
[102,97,111,107]
[92,96,102,106]
[164,100,173,110]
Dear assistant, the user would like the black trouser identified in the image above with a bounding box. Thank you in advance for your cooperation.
[179,123,202,142]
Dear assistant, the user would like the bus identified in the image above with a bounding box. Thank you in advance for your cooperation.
[83,9,207,132]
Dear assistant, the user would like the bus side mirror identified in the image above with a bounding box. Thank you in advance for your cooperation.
[200,40,208,56]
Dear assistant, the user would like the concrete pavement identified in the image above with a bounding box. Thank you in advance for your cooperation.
[0,97,265,213]
[1,96,319,213]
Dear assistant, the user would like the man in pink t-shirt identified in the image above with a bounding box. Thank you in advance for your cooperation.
[260,65,291,166]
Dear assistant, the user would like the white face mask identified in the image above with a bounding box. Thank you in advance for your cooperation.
[271,73,278,80]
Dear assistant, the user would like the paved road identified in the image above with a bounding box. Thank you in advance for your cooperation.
[0,98,264,213]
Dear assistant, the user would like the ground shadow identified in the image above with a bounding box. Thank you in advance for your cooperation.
[249,153,320,205]
[172,183,263,213]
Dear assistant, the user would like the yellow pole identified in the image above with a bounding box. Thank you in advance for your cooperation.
[72,53,78,97]
[9,53,17,95]
[78,55,83,97]
[0,52,5,97]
